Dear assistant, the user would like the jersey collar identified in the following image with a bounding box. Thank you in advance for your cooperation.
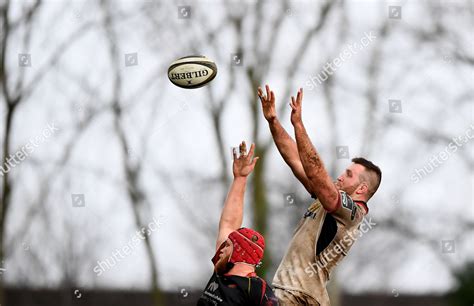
[355,200,369,213]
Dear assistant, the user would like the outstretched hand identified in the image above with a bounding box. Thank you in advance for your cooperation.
[233,141,259,178]
[290,88,303,126]
[258,85,277,122]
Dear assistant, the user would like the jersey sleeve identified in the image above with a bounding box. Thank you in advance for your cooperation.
[328,191,361,226]
[249,278,279,305]
[261,285,279,305]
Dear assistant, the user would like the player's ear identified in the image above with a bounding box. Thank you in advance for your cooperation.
[356,182,368,195]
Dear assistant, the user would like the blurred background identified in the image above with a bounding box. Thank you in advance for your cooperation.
[0,0,473,305]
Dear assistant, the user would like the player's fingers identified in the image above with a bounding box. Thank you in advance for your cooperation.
[251,156,259,167]
[240,141,247,156]
[233,147,237,160]
[257,87,264,99]
[270,90,275,102]
[294,95,300,108]
[292,98,299,110]
[299,88,303,103]
[266,85,271,99]
[248,143,255,160]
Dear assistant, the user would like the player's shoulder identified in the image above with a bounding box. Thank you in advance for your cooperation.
[252,277,279,305]
[339,191,368,214]
[338,190,355,209]
[331,191,366,222]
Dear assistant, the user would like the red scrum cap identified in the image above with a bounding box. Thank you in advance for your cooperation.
[212,228,265,266]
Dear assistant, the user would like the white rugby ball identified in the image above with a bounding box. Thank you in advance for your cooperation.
[168,55,217,89]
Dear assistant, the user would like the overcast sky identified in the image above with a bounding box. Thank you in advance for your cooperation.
[1,0,473,296]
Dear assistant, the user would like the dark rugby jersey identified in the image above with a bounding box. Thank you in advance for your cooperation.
[197,271,279,306]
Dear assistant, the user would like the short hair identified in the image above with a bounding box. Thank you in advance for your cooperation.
[352,157,382,200]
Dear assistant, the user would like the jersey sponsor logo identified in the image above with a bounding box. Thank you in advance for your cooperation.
[303,210,316,219]
[303,202,321,219]
[341,191,356,220]
[207,281,219,292]
[203,291,223,303]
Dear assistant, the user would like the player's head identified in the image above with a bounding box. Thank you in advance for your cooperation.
[212,228,265,275]
[335,157,382,202]
[213,239,234,274]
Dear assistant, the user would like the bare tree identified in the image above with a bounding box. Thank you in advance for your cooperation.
[1,1,44,303]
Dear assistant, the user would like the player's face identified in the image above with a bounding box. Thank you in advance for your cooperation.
[214,239,233,274]
[335,163,365,197]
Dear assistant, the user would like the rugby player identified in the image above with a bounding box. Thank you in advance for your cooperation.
[258,85,382,305]
[197,141,279,306]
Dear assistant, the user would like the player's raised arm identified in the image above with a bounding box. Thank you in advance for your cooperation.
[289,88,339,212]
[258,84,314,195]
[215,141,259,251]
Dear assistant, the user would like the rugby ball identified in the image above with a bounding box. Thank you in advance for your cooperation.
[168,55,217,89]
